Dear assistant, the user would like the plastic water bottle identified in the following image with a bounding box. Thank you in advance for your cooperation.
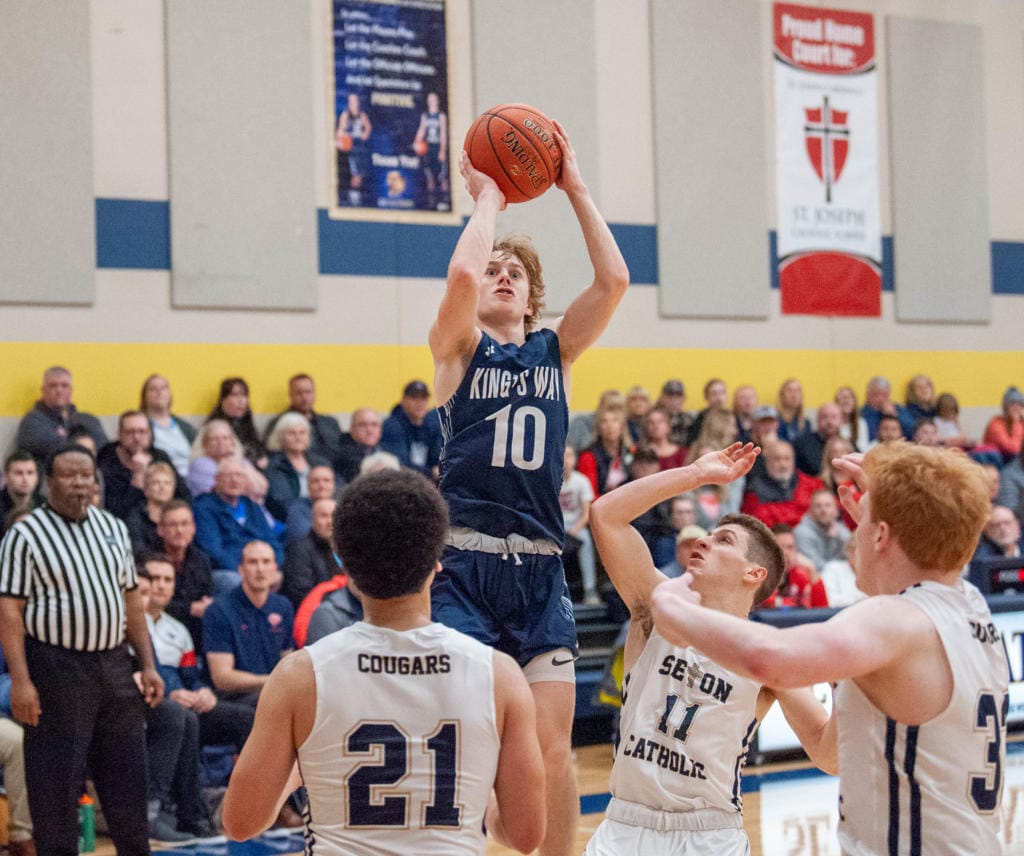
[78,794,96,853]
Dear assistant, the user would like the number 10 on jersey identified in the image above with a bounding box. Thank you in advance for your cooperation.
[486,405,546,471]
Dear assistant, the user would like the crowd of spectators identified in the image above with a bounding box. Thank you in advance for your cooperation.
[2,363,1023,845]
[559,372,1024,612]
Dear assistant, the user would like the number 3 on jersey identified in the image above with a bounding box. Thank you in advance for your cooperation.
[486,404,546,470]
[970,692,1008,813]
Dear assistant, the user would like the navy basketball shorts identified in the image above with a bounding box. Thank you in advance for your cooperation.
[431,546,578,668]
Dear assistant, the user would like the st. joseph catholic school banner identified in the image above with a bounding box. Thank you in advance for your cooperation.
[774,4,881,316]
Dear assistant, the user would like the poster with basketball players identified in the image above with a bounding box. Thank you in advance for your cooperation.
[329,0,452,219]
[773,3,881,316]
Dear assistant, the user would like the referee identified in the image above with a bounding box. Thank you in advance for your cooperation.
[0,444,164,856]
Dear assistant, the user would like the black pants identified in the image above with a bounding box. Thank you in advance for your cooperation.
[145,700,204,828]
[24,638,149,856]
[198,699,254,751]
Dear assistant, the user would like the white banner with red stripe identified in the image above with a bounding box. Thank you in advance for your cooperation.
[774,3,881,316]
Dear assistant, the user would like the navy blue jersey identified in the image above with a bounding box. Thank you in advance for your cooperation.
[423,111,442,145]
[438,329,568,544]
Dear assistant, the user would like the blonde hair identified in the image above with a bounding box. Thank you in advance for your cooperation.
[685,409,738,463]
[143,461,175,485]
[864,442,989,572]
[818,436,854,492]
[191,418,240,462]
[494,234,545,331]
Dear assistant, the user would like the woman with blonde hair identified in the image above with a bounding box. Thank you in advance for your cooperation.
[140,373,196,479]
[577,408,634,497]
[834,385,869,452]
[124,461,177,551]
[904,374,937,422]
[776,377,811,443]
[684,408,738,465]
[187,418,269,501]
[567,389,625,452]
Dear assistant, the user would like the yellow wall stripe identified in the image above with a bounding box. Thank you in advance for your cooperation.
[1,341,1020,417]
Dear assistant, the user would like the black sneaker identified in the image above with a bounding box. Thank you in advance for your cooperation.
[180,817,223,843]
[148,813,196,848]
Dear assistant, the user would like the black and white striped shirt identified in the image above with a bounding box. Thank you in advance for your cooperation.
[0,505,137,651]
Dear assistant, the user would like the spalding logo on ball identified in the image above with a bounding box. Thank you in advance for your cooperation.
[463,104,563,204]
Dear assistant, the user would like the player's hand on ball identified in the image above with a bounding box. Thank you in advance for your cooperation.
[551,120,584,195]
[460,151,506,210]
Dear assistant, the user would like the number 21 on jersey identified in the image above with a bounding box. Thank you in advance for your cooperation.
[345,721,461,828]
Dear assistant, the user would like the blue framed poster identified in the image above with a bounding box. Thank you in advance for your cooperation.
[329,0,453,219]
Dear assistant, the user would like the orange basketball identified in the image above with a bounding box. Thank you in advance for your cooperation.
[463,103,562,204]
[413,138,428,156]
[338,133,353,153]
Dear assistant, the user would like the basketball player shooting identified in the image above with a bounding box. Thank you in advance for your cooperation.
[650,444,1009,854]
[429,119,629,856]
[220,470,545,854]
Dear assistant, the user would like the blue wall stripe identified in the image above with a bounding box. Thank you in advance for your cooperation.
[610,223,658,285]
[317,210,660,283]
[95,198,171,270]
[317,209,462,278]
[993,241,1024,295]
[92,199,1022,298]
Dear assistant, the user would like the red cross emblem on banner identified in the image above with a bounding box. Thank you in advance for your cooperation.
[804,96,849,203]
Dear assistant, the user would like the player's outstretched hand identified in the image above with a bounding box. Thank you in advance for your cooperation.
[692,442,760,486]
[651,573,701,648]
[832,452,867,524]
[460,150,506,209]
[551,120,585,196]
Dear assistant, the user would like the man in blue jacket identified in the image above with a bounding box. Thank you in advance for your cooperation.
[193,460,282,570]
[381,380,443,481]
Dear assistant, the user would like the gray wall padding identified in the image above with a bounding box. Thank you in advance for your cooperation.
[887,16,991,323]
[166,1,318,309]
[652,0,769,319]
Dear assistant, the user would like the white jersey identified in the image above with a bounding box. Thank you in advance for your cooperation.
[298,621,500,856]
[609,628,762,816]
[836,580,1009,855]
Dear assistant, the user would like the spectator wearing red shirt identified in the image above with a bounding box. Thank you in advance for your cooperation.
[741,439,824,529]
[983,387,1024,462]
[760,524,829,609]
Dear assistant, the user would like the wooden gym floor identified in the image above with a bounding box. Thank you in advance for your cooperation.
[82,739,1024,855]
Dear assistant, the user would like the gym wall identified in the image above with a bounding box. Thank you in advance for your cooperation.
[1,0,1022,450]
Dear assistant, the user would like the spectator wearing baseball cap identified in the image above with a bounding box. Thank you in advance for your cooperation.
[983,386,1024,462]
[656,379,693,446]
[658,524,708,580]
[381,380,443,481]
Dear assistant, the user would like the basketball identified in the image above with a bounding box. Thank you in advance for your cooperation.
[463,103,562,204]
[337,133,353,153]
[413,138,428,156]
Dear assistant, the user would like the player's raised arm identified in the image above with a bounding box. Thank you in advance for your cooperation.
[489,651,546,854]
[429,153,505,394]
[652,579,925,689]
[590,444,759,620]
[549,120,630,366]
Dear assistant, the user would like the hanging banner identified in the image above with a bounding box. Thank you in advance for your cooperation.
[329,0,454,220]
[774,3,881,316]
